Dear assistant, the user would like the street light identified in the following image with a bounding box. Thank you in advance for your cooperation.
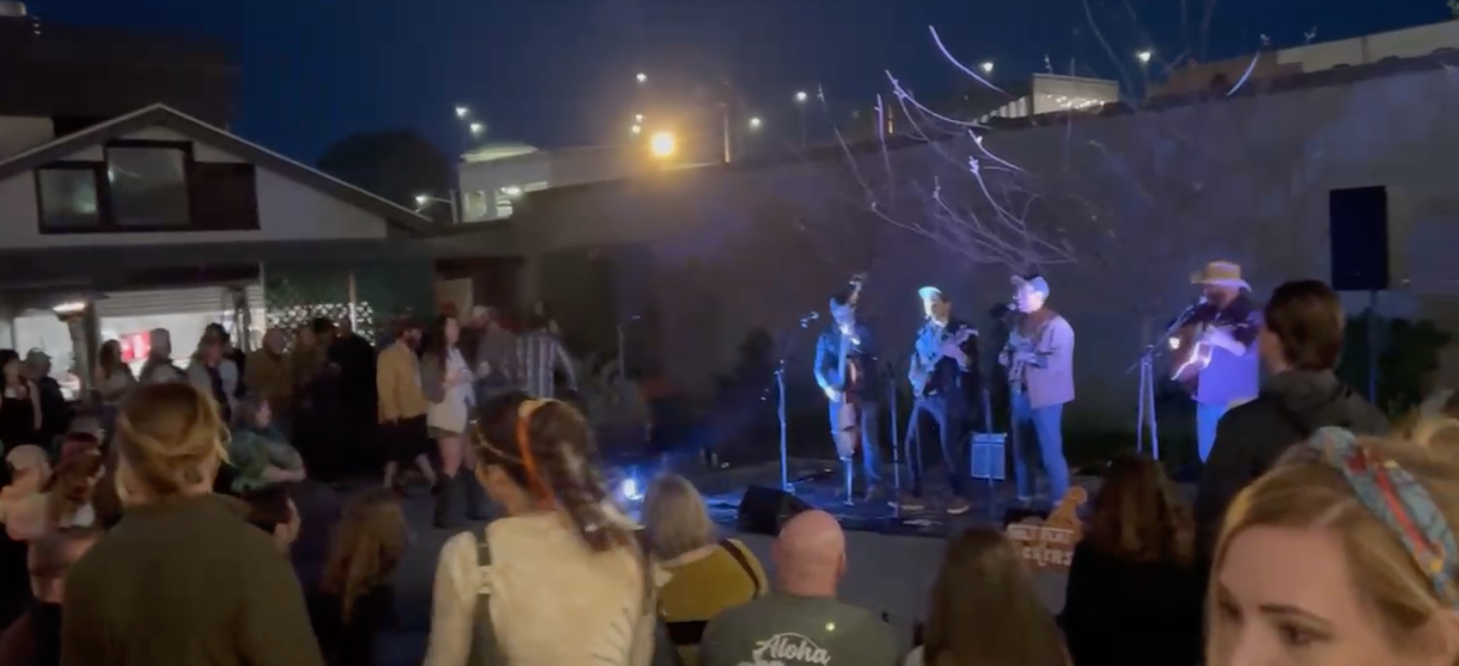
[636,72,647,83]
[649,131,675,158]
[469,122,484,137]
[748,117,762,129]
[795,91,808,103]
[414,192,461,224]
[455,106,468,118]
[979,61,994,75]
[1137,50,1153,64]
[631,124,642,135]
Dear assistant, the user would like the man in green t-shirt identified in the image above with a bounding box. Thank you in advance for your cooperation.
[698,510,900,666]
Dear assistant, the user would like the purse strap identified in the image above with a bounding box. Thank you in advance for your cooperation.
[467,531,507,666]
[718,539,762,596]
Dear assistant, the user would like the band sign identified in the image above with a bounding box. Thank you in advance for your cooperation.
[1004,486,1087,572]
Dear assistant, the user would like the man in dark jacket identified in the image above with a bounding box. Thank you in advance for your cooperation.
[1194,279,1387,556]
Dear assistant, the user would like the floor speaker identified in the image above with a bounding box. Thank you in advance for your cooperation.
[1329,186,1390,291]
[735,485,813,537]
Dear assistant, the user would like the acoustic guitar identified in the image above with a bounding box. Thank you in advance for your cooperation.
[1169,322,1233,384]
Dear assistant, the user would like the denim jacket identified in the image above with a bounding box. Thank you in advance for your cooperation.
[813,323,880,400]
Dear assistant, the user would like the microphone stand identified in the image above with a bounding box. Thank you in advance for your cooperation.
[1127,304,1199,460]
[766,312,818,493]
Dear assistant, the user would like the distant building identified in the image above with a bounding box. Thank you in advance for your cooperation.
[456,141,687,223]
[1153,19,1459,96]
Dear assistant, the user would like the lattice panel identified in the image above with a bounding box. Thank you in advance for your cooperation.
[263,264,350,347]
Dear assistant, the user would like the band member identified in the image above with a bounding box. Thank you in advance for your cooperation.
[1183,261,1260,462]
[902,286,980,515]
[999,275,1075,509]
[813,290,881,501]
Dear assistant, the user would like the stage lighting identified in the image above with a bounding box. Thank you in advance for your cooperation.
[620,477,643,502]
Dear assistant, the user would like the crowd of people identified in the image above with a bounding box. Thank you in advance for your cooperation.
[0,278,1455,666]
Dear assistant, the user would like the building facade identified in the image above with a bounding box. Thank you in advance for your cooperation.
[501,53,1459,440]
[456,141,691,223]
[0,104,434,394]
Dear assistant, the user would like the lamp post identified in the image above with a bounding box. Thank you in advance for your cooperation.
[415,192,461,224]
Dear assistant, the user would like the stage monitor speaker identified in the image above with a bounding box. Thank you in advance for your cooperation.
[736,485,812,537]
[1328,186,1390,292]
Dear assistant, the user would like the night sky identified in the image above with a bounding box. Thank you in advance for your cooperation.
[33,0,1446,163]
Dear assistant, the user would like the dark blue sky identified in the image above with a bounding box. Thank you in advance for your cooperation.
[33,0,1445,163]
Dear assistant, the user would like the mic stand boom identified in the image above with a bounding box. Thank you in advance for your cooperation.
[1127,305,1199,460]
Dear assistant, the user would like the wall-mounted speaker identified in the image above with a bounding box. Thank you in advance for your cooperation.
[1328,186,1390,292]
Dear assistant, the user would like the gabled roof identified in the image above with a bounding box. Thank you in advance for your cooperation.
[0,104,435,235]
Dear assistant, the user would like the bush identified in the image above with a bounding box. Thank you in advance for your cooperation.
[1337,316,1450,416]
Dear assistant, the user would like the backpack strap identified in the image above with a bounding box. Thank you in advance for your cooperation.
[467,531,508,666]
[718,538,762,596]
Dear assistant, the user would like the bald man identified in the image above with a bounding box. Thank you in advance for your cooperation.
[698,511,899,666]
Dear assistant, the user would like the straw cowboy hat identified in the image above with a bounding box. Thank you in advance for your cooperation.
[1190,260,1251,291]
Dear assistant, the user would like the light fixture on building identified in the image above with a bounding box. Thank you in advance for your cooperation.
[502,186,523,197]
[795,91,808,103]
[52,301,86,317]
[631,124,642,134]
[636,72,647,83]
[469,122,484,137]
[1137,50,1153,64]
[455,106,469,118]
[748,117,762,129]
[414,194,429,207]
[979,61,994,75]
[635,113,644,122]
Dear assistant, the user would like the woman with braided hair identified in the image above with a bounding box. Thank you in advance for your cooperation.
[1206,417,1459,666]
[423,391,666,666]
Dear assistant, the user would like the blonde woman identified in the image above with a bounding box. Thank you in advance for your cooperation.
[58,382,324,666]
[1207,419,1459,666]
[643,473,766,666]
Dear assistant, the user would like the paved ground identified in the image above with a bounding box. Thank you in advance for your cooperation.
[304,458,1196,664]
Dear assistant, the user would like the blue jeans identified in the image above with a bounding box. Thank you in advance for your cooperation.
[1011,392,1069,505]
[1196,401,1231,462]
[828,401,881,486]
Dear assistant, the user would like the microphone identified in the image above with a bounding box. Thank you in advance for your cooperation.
[799,311,820,328]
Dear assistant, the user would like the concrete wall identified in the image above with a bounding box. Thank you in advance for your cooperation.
[0,126,392,249]
[0,114,52,159]
[511,63,1459,431]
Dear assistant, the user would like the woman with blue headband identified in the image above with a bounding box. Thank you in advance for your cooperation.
[1207,418,1459,666]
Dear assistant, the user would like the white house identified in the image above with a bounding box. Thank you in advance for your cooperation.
[0,103,434,393]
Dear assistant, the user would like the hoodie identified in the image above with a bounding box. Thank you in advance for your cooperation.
[1194,369,1387,556]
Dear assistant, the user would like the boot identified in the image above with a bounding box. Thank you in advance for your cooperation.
[433,473,460,529]
[461,472,491,521]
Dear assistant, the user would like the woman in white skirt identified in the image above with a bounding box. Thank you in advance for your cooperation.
[421,314,488,528]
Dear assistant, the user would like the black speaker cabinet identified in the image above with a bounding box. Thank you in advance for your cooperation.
[735,485,812,537]
[1328,186,1390,292]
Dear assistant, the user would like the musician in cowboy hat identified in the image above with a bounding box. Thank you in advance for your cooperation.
[1185,261,1262,462]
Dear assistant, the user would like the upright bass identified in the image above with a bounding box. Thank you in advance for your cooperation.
[833,274,868,459]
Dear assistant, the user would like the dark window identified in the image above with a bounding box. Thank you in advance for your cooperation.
[189,162,259,231]
[105,142,191,228]
[35,163,105,230]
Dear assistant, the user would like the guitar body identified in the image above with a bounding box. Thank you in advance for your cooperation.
[1170,322,1216,385]
[911,326,975,399]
